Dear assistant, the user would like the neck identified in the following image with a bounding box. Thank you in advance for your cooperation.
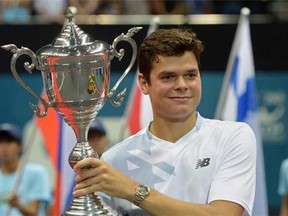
[149,112,197,143]
[1,160,19,174]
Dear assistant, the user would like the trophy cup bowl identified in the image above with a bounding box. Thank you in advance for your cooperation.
[2,6,141,216]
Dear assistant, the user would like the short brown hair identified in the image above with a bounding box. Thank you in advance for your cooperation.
[138,28,204,84]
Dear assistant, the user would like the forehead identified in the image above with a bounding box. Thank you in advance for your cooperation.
[0,140,19,146]
[0,134,20,145]
[152,52,198,71]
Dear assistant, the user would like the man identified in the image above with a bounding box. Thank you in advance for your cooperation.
[88,119,109,158]
[73,28,256,216]
[0,123,51,216]
[278,158,288,216]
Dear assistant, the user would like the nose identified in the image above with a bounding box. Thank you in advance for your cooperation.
[175,76,188,90]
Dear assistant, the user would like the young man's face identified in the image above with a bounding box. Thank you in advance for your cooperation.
[139,51,201,122]
[0,140,21,163]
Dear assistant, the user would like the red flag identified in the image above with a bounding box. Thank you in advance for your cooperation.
[35,93,76,215]
[124,17,159,136]
[126,84,152,135]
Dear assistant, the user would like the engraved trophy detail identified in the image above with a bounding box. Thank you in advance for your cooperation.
[2,6,141,216]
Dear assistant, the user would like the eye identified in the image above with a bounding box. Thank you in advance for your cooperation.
[162,75,173,80]
[185,70,198,79]
[159,73,175,81]
[185,73,196,79]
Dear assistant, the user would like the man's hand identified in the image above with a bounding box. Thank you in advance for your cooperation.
[73,158,138,202]
[8,193,20,208]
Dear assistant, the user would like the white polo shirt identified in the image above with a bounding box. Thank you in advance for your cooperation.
[101,113,256,216]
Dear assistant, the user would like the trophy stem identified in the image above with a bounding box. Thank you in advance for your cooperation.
[64,138,117,215]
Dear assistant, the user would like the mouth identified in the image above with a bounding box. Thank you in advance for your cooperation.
[169,96,191,99]
[169,96,192,101]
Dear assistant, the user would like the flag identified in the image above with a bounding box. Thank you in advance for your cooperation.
[35,94,76,215]
[123,17,159,136]
[215,7,268,216]
[126,84,152,135]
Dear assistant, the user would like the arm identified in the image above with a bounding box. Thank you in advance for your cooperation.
[280,195,288,216]
[279,159,288,216]
[8,193,40,216]
[73,158,244,216]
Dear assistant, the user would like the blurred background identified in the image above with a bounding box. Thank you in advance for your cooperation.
[0,0,287,215]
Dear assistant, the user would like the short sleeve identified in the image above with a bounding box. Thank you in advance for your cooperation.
[208,123,257,216]
[23,164,52,203]
[278,158,288,196]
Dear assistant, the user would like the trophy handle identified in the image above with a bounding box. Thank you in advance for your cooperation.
[1,44,50,118]
[108,27,142,107]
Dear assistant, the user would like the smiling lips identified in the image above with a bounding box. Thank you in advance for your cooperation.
[169,96,192,102]
[169,96,192,99]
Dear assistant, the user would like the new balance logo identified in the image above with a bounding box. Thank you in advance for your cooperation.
[195,158,210,169]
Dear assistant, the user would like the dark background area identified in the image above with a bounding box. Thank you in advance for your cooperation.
[1,23,288,73]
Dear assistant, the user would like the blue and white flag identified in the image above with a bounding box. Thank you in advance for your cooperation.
[215,8,268,216]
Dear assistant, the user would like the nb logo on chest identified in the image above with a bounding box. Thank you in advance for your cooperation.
[195,158,210,169]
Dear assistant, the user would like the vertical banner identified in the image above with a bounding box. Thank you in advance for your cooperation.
[215,8,268,216]
[35,94,76,215]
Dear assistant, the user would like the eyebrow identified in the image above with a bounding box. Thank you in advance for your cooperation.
[158,68,199,75]
[188,69,199,74]
[158,71,175,76]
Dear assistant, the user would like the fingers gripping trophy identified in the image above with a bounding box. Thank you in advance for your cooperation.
[2,6,141,216]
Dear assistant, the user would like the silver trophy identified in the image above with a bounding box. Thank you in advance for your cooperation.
[2,6,141,216]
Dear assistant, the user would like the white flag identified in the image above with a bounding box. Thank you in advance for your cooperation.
[215,7,268,216]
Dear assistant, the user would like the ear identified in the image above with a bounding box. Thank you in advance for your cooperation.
[138,73,149,95]
[17,142,23,156]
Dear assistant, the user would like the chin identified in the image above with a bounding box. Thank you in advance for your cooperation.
[167,112,195,121]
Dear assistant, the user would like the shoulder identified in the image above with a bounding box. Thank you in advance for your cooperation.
[202,118,256,139]
[201,118,256,154]
[203,117,252,130]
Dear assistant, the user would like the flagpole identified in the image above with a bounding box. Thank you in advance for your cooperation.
[214,7,268,215]
[5,121,37,216]
[215,8,250,119]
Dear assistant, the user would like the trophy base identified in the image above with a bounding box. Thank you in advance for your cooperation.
[63,194,117,216]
